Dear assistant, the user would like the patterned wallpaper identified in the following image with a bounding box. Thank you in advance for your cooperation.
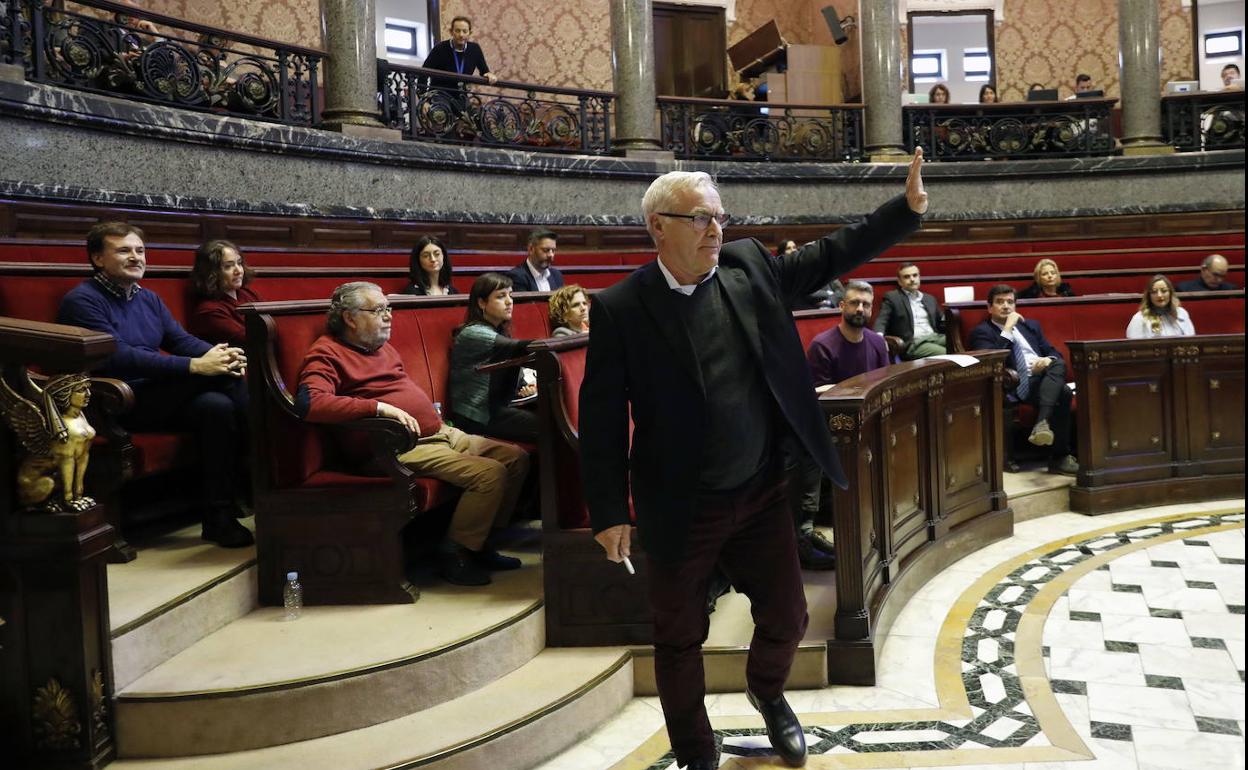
[129,0,1193,100]
[439,0,614,91]
[140,0,323,49]
[994,0,1193,101]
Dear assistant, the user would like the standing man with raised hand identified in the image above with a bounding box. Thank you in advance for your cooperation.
[580,152,929,770]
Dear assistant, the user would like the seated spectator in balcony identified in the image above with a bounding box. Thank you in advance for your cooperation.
[1127,275,1196,339]
[449,273,538,442]
[928,83,950,104]
[874,262,947,359]
[548,284,590,336]
[57,222,253,548]
[401,236,458,296]
[1018,258,1076,299]
[1028,83,1048,97]
[979,84,998,104]
[969,285,1078,475]
[507,229,565,292]
[188,240,260,347]
[1069,73,1096,98]
[296,281,528,586]
[1221,63,1241,90]
[1176,253,1237,292]
[790,281,890,569]
[422,16,498,89]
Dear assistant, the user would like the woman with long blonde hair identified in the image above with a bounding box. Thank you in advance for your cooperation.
[1126,274,1195,338]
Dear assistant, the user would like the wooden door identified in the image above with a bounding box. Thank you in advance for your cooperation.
[653,3,727,98]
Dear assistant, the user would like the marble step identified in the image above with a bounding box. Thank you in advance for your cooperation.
[115,554,547,757]
[110,647,633,770]
[107,520,259,690]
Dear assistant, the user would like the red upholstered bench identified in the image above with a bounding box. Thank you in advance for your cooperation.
[244,293,554,606]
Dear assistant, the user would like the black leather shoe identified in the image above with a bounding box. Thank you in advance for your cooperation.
[684,754,719,770]
[471,548,522,571]
[747,689,807,767]
[201,508,254,549]
[797,533,836,571]
[437,546,491,586]
[806,528,837,557]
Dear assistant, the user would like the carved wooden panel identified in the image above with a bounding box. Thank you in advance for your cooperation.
[939,394,990,516]
[883,400,927,569]
[1186,360,1245,466]
[1102,374,1170,460]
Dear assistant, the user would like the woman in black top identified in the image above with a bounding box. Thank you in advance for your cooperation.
[1018,258,1076,298]
[401,236,457,296]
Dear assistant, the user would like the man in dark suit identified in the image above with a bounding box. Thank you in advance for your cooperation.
[580,152,929,769]
[969,284,1078,475]
[1175,253,1237,292]
[873,262,947,359]
[507,229,565,292]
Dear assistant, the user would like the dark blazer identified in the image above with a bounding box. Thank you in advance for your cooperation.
[421,40,491,90]
[968,317,1062,396]
[580,195,921,562]
[507,261,565,292]
[1175,277,1237,292]
[873,288,945,341]
[1018,281,1075,299]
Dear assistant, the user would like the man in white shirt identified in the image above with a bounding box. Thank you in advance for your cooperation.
[874,262,947,359]
[507,229,566,292]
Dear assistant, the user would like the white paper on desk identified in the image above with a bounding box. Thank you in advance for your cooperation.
[815,384,835,394]
[928,354,979,368]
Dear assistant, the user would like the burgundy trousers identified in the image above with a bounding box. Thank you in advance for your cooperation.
[646,465,809,765]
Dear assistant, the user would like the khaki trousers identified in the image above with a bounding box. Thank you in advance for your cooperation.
[397,424,529,550]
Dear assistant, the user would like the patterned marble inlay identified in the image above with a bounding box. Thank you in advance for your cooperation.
[636,510,1244,769]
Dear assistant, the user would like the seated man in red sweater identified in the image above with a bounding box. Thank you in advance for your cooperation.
[295,282,530,586]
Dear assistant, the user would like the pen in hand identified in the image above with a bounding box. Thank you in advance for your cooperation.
[622,556,635,575]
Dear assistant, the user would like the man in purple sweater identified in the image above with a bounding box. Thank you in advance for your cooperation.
[792,280,890,568]
[57,222,254,548]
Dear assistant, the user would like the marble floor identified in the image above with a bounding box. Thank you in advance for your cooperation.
[535,500,1246,770]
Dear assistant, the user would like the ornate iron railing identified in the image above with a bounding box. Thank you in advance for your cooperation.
[1162,91,1245,152]
[658,96,863,162]
[1,0,322,125]
[904,99,1118,160]
[379,62,613,154]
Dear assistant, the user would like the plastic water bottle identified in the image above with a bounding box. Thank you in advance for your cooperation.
[433,401,443,418]
[283,571,302,621]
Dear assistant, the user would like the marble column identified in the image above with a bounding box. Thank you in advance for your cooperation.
[610,0,663,154]
[1118,0,1171,154]
[859,0,906,161]
[320,0,385,131]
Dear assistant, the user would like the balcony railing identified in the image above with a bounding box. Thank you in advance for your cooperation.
[658,96,864,162]
[1162,90,1245,152]
[1,0,322,125]
[904,98,1118,161]
[378,62,614,155]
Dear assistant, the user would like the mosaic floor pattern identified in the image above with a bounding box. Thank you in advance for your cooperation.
[544,507,1245,770]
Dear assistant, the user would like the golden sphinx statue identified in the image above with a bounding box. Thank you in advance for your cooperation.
[0,372,96,513]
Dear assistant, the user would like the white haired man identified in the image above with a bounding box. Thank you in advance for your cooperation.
[580,152,929,769]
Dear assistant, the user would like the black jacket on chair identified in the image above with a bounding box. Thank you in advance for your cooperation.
[579,195,921,562]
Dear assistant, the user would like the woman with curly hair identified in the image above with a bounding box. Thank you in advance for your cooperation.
[1126,275,1195,338]
[928,83,950,104]
[548,284,589,336]
[187,239,260,347]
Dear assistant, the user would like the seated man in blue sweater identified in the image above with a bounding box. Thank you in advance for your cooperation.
[57,222,254,548]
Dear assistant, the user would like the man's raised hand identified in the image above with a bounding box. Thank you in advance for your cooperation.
[906,146,929,215]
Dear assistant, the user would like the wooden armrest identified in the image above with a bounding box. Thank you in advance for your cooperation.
[329,417,419,481]
[884,335,906,357]
[89,376,135,416]
[476,351,537,373]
